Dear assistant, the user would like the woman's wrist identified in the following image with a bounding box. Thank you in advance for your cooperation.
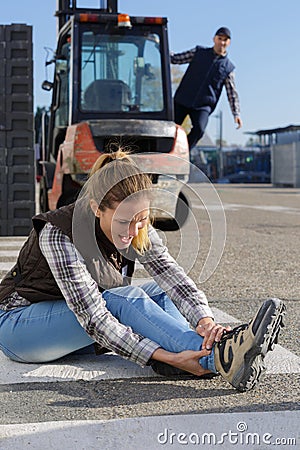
[197,317,215,329]
[151,348,177,365]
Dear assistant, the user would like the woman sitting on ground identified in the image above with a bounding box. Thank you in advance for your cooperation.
[0,149,285,392]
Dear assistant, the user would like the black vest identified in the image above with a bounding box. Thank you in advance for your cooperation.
[174,46,235,110]
[0,204,135,305]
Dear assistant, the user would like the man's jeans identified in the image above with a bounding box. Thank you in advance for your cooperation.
[0,281,216,372]
[174,101,211,150]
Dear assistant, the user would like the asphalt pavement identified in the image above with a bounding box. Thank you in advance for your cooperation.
[0,184,299,449]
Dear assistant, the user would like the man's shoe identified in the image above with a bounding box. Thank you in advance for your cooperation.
[214,298,286,392]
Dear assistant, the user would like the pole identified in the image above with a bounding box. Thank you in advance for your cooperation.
[107,0,118,12]
[213,111,224,179]
[219,110,223,179]
[102,1,118,12]
[56,0,73,35]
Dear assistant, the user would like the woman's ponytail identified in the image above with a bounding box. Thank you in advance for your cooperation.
[89,148,134,177]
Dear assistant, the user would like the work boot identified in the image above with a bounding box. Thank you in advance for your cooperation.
[214,298,286,392]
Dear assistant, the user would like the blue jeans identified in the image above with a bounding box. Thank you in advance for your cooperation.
[0,281,216,372]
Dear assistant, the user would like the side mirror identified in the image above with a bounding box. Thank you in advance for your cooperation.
[42,80,54,91]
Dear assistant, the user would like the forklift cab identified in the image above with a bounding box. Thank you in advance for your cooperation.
[43,11,172,165]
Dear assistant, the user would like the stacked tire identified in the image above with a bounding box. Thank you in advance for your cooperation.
[0,24,35,236]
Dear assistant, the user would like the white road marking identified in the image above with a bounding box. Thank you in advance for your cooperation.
[265,345,300,374]
[0,250,20,257]
[0,238,26,246]
[192,202,300,215]
[0,352,157,384]
[0,262,15,271]
[0,411,298,449]
[211,306,240,324]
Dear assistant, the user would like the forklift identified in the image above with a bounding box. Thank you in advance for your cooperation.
[40,0,190,230]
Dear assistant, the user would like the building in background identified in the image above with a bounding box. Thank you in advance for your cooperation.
[190,132,271,184]
[190,124,300,186]
[246,125,300,188]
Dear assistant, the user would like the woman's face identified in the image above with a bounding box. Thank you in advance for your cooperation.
[96,197,150,249]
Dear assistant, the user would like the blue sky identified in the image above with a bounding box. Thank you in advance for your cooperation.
[2,0,300,146]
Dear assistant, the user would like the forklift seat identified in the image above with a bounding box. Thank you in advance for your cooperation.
[84,79,131,112]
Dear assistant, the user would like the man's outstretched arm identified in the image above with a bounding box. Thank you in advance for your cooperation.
[225,72,243,128]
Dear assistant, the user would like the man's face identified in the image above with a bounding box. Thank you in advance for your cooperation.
[213,34,231,55]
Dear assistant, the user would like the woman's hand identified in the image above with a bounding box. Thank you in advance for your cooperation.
[196,317,231,350]
[168,349,213,376]
[151,348,212,376]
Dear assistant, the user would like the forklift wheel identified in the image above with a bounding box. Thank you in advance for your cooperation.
[39,176,49,213]
[153,191,190,232]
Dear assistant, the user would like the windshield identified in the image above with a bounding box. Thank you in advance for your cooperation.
[80,29,164,113]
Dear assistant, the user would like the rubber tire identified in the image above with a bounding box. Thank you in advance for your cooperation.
[153,191,190,231]
[39,176,49,213]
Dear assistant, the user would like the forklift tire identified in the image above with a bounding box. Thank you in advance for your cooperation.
[154,191,190,232]
[57,175,82,208]
[39,176,49,213]
[57,192,78,208]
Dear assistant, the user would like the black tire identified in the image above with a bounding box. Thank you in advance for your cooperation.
[39,176,49,213]
[57,191,79,208]
[57,175,82,208]
[153,191,190,231]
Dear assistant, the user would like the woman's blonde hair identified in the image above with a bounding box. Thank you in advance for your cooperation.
[89,148,152,254]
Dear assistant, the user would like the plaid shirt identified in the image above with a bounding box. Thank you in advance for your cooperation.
[171,47,241,117]
[2,222,213,366]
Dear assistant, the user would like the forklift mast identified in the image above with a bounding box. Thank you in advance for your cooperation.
[56,0,118,33]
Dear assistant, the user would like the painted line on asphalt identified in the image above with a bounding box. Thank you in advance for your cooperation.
[0,237,26,241]
[0,250,20,258]
[0,240,24,247]
[210,306,239,324]
[0,262,15,271]
[192,202,300,215]
[0,411,298,449]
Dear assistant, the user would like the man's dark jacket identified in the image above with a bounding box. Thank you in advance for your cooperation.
[174,46,235,111]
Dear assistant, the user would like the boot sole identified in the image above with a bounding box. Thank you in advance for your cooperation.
[233,298,286,392]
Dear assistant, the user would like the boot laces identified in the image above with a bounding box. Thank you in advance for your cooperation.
[221,323,248,343]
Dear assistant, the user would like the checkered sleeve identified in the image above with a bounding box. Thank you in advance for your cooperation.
[138,226,214,328]
[39,223,160,366]
[170,47,197,64]
[225,71,241,117]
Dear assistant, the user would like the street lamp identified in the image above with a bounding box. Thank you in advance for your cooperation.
[213,110,223,179]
